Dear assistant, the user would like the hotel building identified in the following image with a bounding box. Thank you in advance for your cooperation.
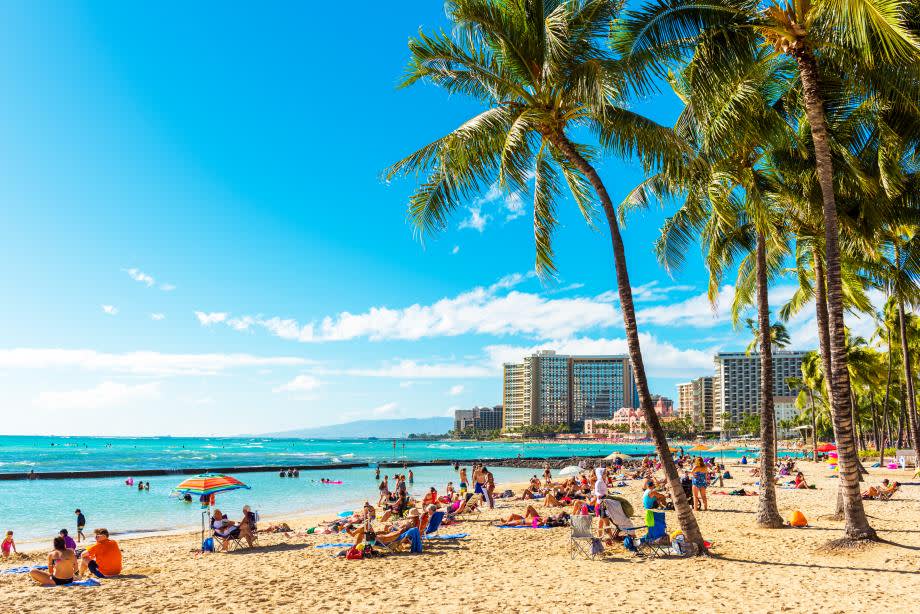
[501,351,636,430]
[713,351,807,429]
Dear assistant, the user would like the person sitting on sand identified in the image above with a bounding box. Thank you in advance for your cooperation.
[793,472,808,489]
[59,529,76,550]
[1,531,16,559]
[643,480,667,510]
[238,505,257,547]
[80,528,121,578]
[30,536,76,586]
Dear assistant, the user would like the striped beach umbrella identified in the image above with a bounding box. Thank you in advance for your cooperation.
[175,474,250,550]
[175,473,250,496]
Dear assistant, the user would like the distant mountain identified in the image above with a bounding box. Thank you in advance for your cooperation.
[259,417,453,439]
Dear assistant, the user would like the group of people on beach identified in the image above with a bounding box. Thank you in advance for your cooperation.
[27,528,122,587]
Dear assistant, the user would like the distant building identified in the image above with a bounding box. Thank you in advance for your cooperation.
[652,395,674,415]
[713,351,807,430]
[453,405,503,433]
[677,376,714,431]
[501,351,636,431]
[773,396,800,438]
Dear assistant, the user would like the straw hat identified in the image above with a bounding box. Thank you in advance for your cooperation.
[408,508,420,518]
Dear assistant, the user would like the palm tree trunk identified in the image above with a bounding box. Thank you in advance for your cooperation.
[755,234,783,527]
[897,299,920,460]
[880,325,893,466]
[813,253,845,517]
[548,129,706,553]
[796,53,875,540]
[809,389,818,461]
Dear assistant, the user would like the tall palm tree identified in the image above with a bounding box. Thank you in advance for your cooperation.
[615,0,920,542]
[384,0,706,552]
[621,43,791,527]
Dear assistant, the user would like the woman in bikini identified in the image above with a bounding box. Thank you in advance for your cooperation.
[30,536,77,586]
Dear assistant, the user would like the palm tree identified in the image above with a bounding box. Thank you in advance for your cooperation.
[745,320,790,354]
[620,41,793,527]
[384,0,706,552]
[614,0,920,542]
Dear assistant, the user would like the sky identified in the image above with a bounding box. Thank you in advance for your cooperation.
[0,2,884,436]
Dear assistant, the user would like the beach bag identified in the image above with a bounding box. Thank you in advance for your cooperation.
[589,538,604,556]
[789,510,808,527]
[202,537,214,552]
[345,546,364,560]
[622,536,637,552]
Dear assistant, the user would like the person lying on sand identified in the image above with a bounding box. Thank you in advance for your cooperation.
[495,505,541,526]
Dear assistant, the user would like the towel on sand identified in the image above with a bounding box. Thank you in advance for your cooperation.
[2,565,48,574]
[45,578,101,588]
[315,543,354,549]
[496,524,551,529]
[427,533,468,540]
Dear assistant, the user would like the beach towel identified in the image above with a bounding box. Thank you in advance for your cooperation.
[398,528,423,553]
[315,542,354,549]
[601,499,637,536]
[2,565,47,574]
[427,533,468,540]
[496,524,551,529]
[46,578,101,588]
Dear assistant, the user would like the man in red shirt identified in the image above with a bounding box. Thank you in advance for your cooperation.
[80,528,122,578]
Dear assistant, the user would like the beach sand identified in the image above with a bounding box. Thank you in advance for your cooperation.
[1,461,917,613]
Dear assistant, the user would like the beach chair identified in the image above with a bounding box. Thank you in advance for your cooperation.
[422,511,446,540]
[636,511,671,558]
[599,499,643,540]
[569,514,597,560]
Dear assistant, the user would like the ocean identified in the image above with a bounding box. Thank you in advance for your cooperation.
[0,435,748,548]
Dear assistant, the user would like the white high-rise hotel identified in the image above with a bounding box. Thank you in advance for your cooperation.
[502,351,637,430]
[712,350,807,430]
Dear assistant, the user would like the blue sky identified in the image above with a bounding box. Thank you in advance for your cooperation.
[0,2,879,436]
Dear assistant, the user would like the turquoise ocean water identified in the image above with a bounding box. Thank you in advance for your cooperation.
[0,436,749,548]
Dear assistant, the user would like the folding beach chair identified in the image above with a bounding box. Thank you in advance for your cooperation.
[422,511,446,540]
[636,511,671,558]
[570,514,598,560]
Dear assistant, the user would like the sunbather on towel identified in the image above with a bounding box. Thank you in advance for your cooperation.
[495,505,542,526]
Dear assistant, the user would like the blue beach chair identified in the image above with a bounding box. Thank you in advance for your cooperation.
[637,511,671,557]
[423,511,445,540]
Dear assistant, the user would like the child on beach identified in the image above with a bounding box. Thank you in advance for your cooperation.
[2,531,16,558]
[74,509,86,543]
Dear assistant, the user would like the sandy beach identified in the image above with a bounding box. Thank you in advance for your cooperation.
[1,461,917,614]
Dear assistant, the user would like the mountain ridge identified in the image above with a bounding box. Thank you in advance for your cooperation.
[258,416,453,439]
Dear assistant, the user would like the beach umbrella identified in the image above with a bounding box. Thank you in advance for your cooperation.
[689,444,710,452]
[175,473,250,548]
[559,465,581,476]
[816,443,837,453]
[604,452,629,462]
[175,473,250,496]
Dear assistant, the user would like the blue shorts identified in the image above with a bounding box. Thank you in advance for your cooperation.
[474,482,484,495]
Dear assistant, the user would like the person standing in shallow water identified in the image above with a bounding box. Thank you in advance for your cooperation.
[458,466,468,496]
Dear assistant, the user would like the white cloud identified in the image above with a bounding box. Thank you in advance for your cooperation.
[34,381,160,410]
[273,374,322,393]
[448,384,465,396]
[631,280,697,303]
[451,245,460,255]
[201,273,618,343]
[196,311,228,326]
[101,305,118,316]
[159,283,176,292]
[503,192,525,221]
[227,316,256,331]
[458,207,490,232]
[151,313,166,321]
[125,268,155,287]
[372,402,399,416]
[0,348,311,377]
[331,360,493,379]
